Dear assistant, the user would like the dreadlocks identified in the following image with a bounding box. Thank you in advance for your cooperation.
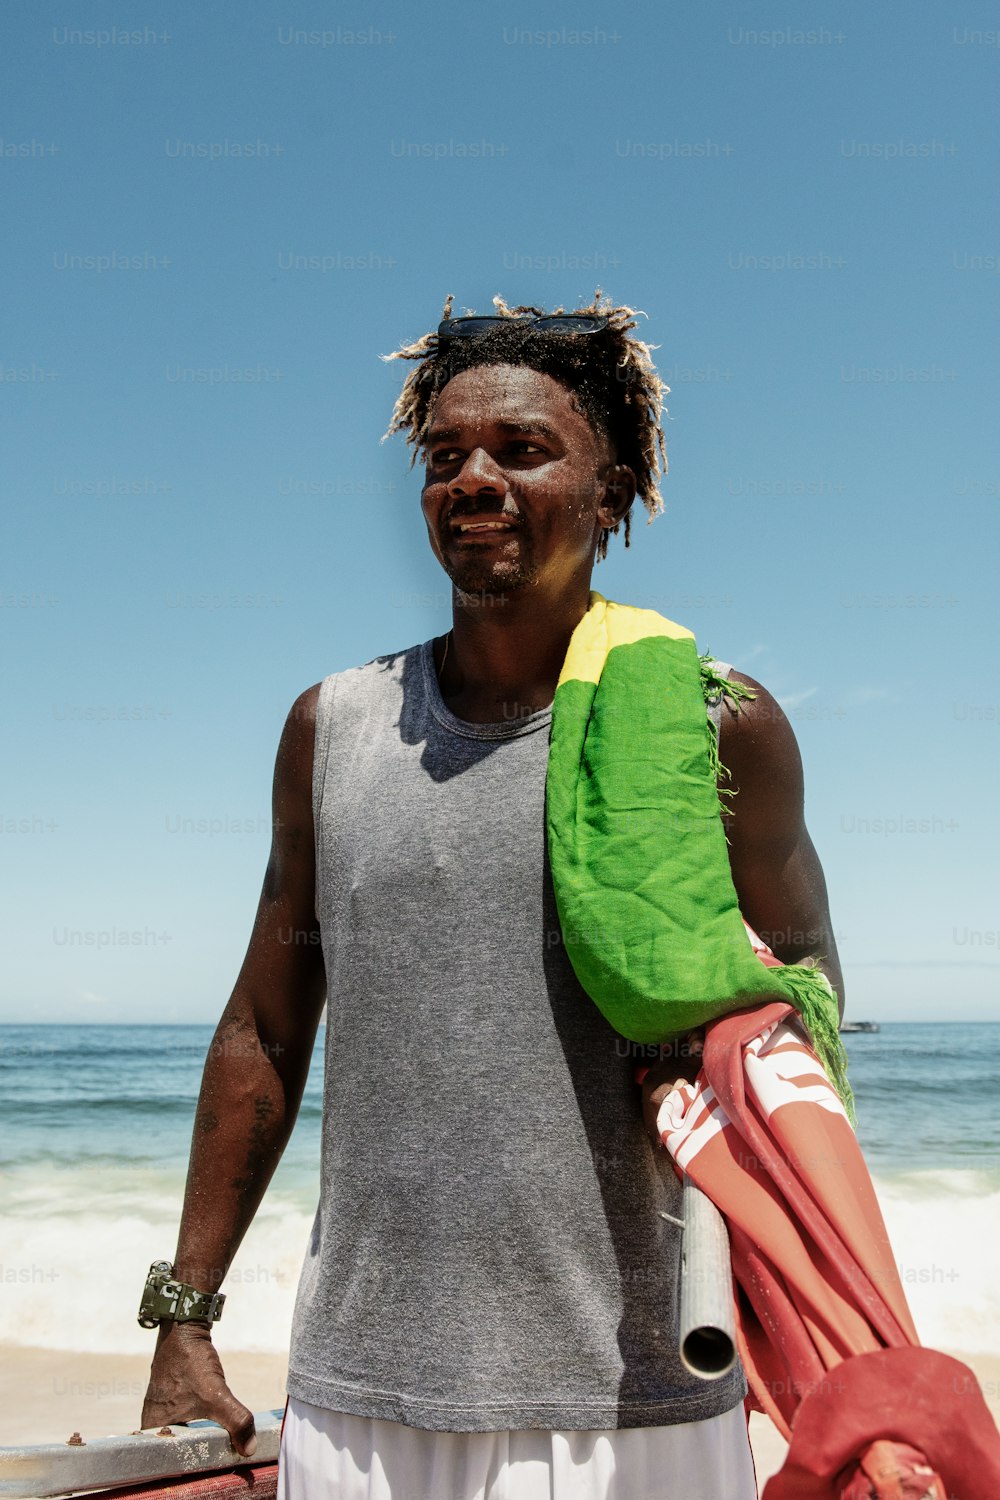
[381,292,669,561]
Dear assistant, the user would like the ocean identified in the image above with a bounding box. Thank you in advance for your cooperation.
[1,1023,997,1358]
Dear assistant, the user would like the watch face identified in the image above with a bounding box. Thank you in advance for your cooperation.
[138,1262,176,1327]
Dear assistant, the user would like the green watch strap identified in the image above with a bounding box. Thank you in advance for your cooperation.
[137,1260,226,1329]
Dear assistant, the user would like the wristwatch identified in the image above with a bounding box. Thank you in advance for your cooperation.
[137,1260,226,1329]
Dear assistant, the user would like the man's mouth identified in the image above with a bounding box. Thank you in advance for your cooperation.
[450,516,520,535]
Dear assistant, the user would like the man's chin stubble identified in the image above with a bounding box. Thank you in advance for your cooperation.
[447,554,540,599]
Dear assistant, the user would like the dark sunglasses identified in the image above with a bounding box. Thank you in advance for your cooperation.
[436,314,609,339]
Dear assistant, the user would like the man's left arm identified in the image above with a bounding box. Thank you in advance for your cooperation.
[719,670,844,1017]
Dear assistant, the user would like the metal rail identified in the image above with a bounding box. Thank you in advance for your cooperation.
[0,1410,283,1499]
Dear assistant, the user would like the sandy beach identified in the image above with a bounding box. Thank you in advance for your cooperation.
[1,1344,997,1494]
[0,1346,289,1449]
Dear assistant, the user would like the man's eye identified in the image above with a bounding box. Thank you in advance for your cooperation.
[427,442,543,465]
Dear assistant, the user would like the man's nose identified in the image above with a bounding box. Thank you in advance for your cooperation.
[447,448,506,497]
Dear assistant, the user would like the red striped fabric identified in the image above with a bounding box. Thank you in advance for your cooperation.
[655,928,1000,1496]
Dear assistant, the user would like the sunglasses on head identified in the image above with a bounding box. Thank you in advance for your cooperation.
[436,314,609,339]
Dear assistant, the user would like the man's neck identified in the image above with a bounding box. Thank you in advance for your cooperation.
[436,582,594,724]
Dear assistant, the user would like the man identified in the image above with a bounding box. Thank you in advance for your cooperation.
[141,297,844,1499]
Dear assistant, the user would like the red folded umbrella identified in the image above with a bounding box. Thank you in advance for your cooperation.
[766,1348,996,1498]
[654,935,1000,1499]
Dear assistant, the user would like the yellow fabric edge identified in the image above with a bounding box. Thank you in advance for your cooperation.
[556,591,696,691]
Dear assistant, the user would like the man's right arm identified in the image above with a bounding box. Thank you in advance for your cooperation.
[140,683,326,1456]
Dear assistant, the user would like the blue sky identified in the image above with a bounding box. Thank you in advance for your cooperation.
[3,0,998,1023]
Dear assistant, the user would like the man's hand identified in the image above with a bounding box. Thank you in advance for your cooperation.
[639,1029,705,1145]
[141,1321,257,1458]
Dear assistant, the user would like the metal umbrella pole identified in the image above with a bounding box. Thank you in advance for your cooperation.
[670,1177,738,1380]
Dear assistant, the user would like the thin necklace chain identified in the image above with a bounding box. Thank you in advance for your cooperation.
[437,630,452,683]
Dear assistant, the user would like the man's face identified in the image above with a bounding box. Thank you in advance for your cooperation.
[420,363,628,598]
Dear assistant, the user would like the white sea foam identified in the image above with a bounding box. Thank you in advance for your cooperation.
[872,1170,1000,1354]
[1,1164,997,1357]
[0,1163,312,1355]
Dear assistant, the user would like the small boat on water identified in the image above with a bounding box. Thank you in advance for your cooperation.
[839,1020,881,1033]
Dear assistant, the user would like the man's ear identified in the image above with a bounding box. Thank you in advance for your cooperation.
[597,464,637,529]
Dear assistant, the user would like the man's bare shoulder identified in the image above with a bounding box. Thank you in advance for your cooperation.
[715,669,806,857]
[717,669,803,789]
[274,683,323,797]
[288,681,322,730]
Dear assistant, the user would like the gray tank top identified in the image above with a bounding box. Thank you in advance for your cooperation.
[286,640,746,1431]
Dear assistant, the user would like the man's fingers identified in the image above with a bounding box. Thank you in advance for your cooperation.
[177,1384,257,1458]
[144,1394,257,1458]
[140,1378,256,1459]
[217,1395,257,1458]
[641,1068,701,1145]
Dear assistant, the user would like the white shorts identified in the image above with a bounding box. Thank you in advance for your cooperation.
[276,1396,758,1500]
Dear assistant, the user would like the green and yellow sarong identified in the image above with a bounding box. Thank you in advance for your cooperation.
[545,591,851,1113]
